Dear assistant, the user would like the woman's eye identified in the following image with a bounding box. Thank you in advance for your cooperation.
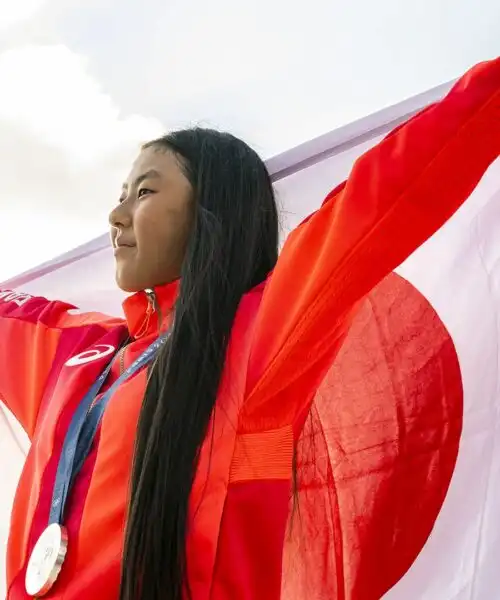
[138,188,154,198]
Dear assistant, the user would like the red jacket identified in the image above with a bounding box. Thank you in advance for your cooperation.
[1,58,499,599]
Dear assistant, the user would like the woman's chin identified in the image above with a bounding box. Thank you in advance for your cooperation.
[115,268,142,294]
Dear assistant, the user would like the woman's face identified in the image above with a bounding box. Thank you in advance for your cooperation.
[109,146,194,293]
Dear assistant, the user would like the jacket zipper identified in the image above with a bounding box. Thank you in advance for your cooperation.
[132,289,157,341]
[145,289,158,313]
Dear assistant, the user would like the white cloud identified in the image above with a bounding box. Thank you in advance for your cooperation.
[0,0,48,32]
[0,43,164,280]
[0,45,162,165]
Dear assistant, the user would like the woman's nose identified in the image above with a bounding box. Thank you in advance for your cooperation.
[108,200,132,229]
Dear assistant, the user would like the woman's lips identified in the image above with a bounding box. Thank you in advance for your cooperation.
[113,244,136,256]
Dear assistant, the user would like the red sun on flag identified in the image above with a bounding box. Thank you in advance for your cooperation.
[284,272,463,600]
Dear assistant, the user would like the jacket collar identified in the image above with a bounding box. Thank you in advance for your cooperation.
[122,280,179,339]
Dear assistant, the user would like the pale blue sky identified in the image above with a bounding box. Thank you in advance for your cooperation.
[0,0,499,280]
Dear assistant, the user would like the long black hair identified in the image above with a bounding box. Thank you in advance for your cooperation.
[119,128,280,600]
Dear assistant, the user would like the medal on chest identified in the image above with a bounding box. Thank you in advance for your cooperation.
[25,333,169,596]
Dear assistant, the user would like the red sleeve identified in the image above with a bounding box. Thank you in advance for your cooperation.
[242,57,500,432]
[0,289,121,437]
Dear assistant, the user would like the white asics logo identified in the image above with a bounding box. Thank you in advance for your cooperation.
[65,345,116,367]
[0,290,32,307]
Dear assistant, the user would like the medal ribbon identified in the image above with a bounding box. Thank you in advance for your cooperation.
[49,332,169,525]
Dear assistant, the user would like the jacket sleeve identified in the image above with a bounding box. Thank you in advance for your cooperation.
[243,57,500,432]
[0,289,121,437]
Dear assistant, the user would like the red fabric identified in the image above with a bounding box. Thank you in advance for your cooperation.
[210,480,291,600]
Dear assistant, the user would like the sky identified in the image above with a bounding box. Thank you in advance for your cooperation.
[0,0,499,281]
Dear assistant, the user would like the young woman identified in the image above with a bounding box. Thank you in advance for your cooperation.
[0,58,499,600]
